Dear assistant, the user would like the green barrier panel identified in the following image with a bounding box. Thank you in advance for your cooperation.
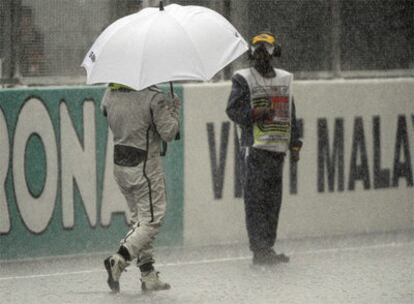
[0,85,183,260]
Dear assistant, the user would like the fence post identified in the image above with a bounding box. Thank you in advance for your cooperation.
[330,0,342,78]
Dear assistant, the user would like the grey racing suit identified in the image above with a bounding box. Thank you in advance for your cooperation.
[101,85,179,266]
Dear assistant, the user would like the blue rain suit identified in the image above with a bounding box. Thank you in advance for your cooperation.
[226,69,302,254]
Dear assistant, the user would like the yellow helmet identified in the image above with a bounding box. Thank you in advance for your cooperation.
[250,32,281,57]
[251,33,276,46]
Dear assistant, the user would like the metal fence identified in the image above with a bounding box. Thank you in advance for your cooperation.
[1,0,413,87]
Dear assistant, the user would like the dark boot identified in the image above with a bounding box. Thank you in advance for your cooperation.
[253,248,289,265]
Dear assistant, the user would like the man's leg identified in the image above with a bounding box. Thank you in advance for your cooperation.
[104,161,167,293]
[103,165,139,293]
[266,155,289,263]
[267,154,284,247]
[244,149,272,254]
[245,150,289,265]
[120,158,170,291]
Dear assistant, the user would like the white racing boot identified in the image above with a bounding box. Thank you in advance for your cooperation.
[104,254,129,293]
[141,270,171,292]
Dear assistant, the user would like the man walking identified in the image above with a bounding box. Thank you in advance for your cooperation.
[101,83,180,292]
[226,32,302,266]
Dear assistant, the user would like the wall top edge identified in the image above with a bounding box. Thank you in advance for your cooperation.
[1,77,413,92]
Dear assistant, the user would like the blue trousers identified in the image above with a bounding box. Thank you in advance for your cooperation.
[241,147,285,253]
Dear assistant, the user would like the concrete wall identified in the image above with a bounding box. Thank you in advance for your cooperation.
[0,85,184,260]
[1,78,413,260]
[183,78,414,246]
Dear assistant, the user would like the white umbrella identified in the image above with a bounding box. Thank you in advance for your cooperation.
[81,2,248,91]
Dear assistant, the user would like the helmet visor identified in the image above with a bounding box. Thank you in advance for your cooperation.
[251,43,275,56]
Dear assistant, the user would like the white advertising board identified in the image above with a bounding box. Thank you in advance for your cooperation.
[183,79,414,246]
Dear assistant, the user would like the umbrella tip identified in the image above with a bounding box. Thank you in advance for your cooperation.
[159,1,164,11]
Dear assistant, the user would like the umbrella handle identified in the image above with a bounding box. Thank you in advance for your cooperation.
[169,81,181,141]
[169,81,174,98]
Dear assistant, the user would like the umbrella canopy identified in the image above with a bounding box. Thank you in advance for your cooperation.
[81,3,248,91]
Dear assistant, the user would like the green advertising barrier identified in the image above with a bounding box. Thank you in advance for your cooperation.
[0,85,184,260]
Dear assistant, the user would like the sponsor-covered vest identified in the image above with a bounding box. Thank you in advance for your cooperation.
[236,68,293,152]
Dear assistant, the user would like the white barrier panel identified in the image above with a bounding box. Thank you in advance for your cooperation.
[183,79,414,247]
